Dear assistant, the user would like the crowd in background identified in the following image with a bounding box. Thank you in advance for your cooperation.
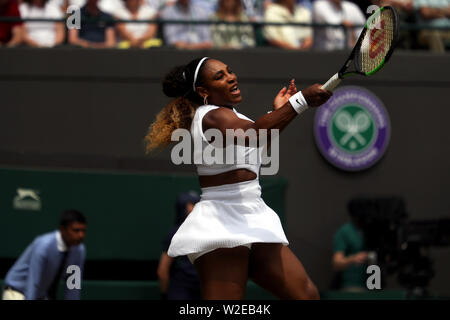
[0,0,449,51]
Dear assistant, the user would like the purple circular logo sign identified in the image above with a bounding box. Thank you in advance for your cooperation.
[314,86,390,171]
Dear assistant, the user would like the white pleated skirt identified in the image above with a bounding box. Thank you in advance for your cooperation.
[167,179,289,263]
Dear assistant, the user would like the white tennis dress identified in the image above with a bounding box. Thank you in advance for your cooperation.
[167,105,289,263]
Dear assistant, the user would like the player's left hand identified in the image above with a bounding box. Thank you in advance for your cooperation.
[273,79,297,110]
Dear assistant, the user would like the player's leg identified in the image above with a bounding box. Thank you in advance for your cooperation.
[194,246,250,300]
[248,243,319,300]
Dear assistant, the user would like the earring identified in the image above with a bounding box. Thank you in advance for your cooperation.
[203,96,208,105]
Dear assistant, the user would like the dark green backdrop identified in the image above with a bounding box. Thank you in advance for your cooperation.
[0,167,286,261]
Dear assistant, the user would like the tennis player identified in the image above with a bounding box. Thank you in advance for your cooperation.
[145,57,332,299]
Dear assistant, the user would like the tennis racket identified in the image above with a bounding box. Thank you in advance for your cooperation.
[322,6,399,92]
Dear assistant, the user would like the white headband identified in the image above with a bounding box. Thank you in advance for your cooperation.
[193,57,209,92]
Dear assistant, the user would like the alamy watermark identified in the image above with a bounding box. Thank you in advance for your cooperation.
[66,265,81,290]
[366,264,381,290]
[171,128,280,176]
[66,5,81,30]
[367,5,383,30]
[63,5,384,32]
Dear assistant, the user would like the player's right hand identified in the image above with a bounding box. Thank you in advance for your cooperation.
[302,84,333,107]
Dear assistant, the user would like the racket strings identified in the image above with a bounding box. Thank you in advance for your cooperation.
[360,10,395,74]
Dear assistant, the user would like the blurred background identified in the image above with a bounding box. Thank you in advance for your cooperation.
[0,0,449,300]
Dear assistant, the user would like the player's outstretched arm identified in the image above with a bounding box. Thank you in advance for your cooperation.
[202,83,332,146]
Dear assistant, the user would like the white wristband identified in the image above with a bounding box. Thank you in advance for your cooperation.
[288,91,309,115]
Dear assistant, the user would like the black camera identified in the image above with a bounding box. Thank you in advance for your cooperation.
[348,196,450,296]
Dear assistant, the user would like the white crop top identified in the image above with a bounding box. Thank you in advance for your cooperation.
[191,105,262,177]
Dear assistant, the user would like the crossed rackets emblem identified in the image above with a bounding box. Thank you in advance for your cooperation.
[334,111,371,147]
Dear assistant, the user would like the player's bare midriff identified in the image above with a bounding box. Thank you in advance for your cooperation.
[199,169,257,188]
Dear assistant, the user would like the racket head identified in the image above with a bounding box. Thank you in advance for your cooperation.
[355,6,399,76]
[339,6,399,78]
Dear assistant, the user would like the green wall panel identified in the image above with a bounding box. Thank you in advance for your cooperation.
[0,167,287,261]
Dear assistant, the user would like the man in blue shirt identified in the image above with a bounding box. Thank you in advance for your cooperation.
[68,0,116,48]
[2,210,87,300]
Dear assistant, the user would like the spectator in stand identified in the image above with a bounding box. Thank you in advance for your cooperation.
[211,0,255,48]
[68,0,116,48]
[19,0,65,47]
[413,0,450,52]
[115,0,161,48]
[0,0,23,47]
[312,0,366,51]
[161,0,213,49]
[264,0,313,50]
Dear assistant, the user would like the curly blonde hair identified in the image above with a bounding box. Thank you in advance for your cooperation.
[144,97,196,153]
[144,59,209,153]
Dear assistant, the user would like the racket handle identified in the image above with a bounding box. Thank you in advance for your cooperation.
[322,73,342,92]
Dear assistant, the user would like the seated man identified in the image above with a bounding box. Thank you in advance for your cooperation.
[2,210,87,300]
[68,0,116,48]
[264,0,313,50]
[0,0,23,47]
[161,0,213,49]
